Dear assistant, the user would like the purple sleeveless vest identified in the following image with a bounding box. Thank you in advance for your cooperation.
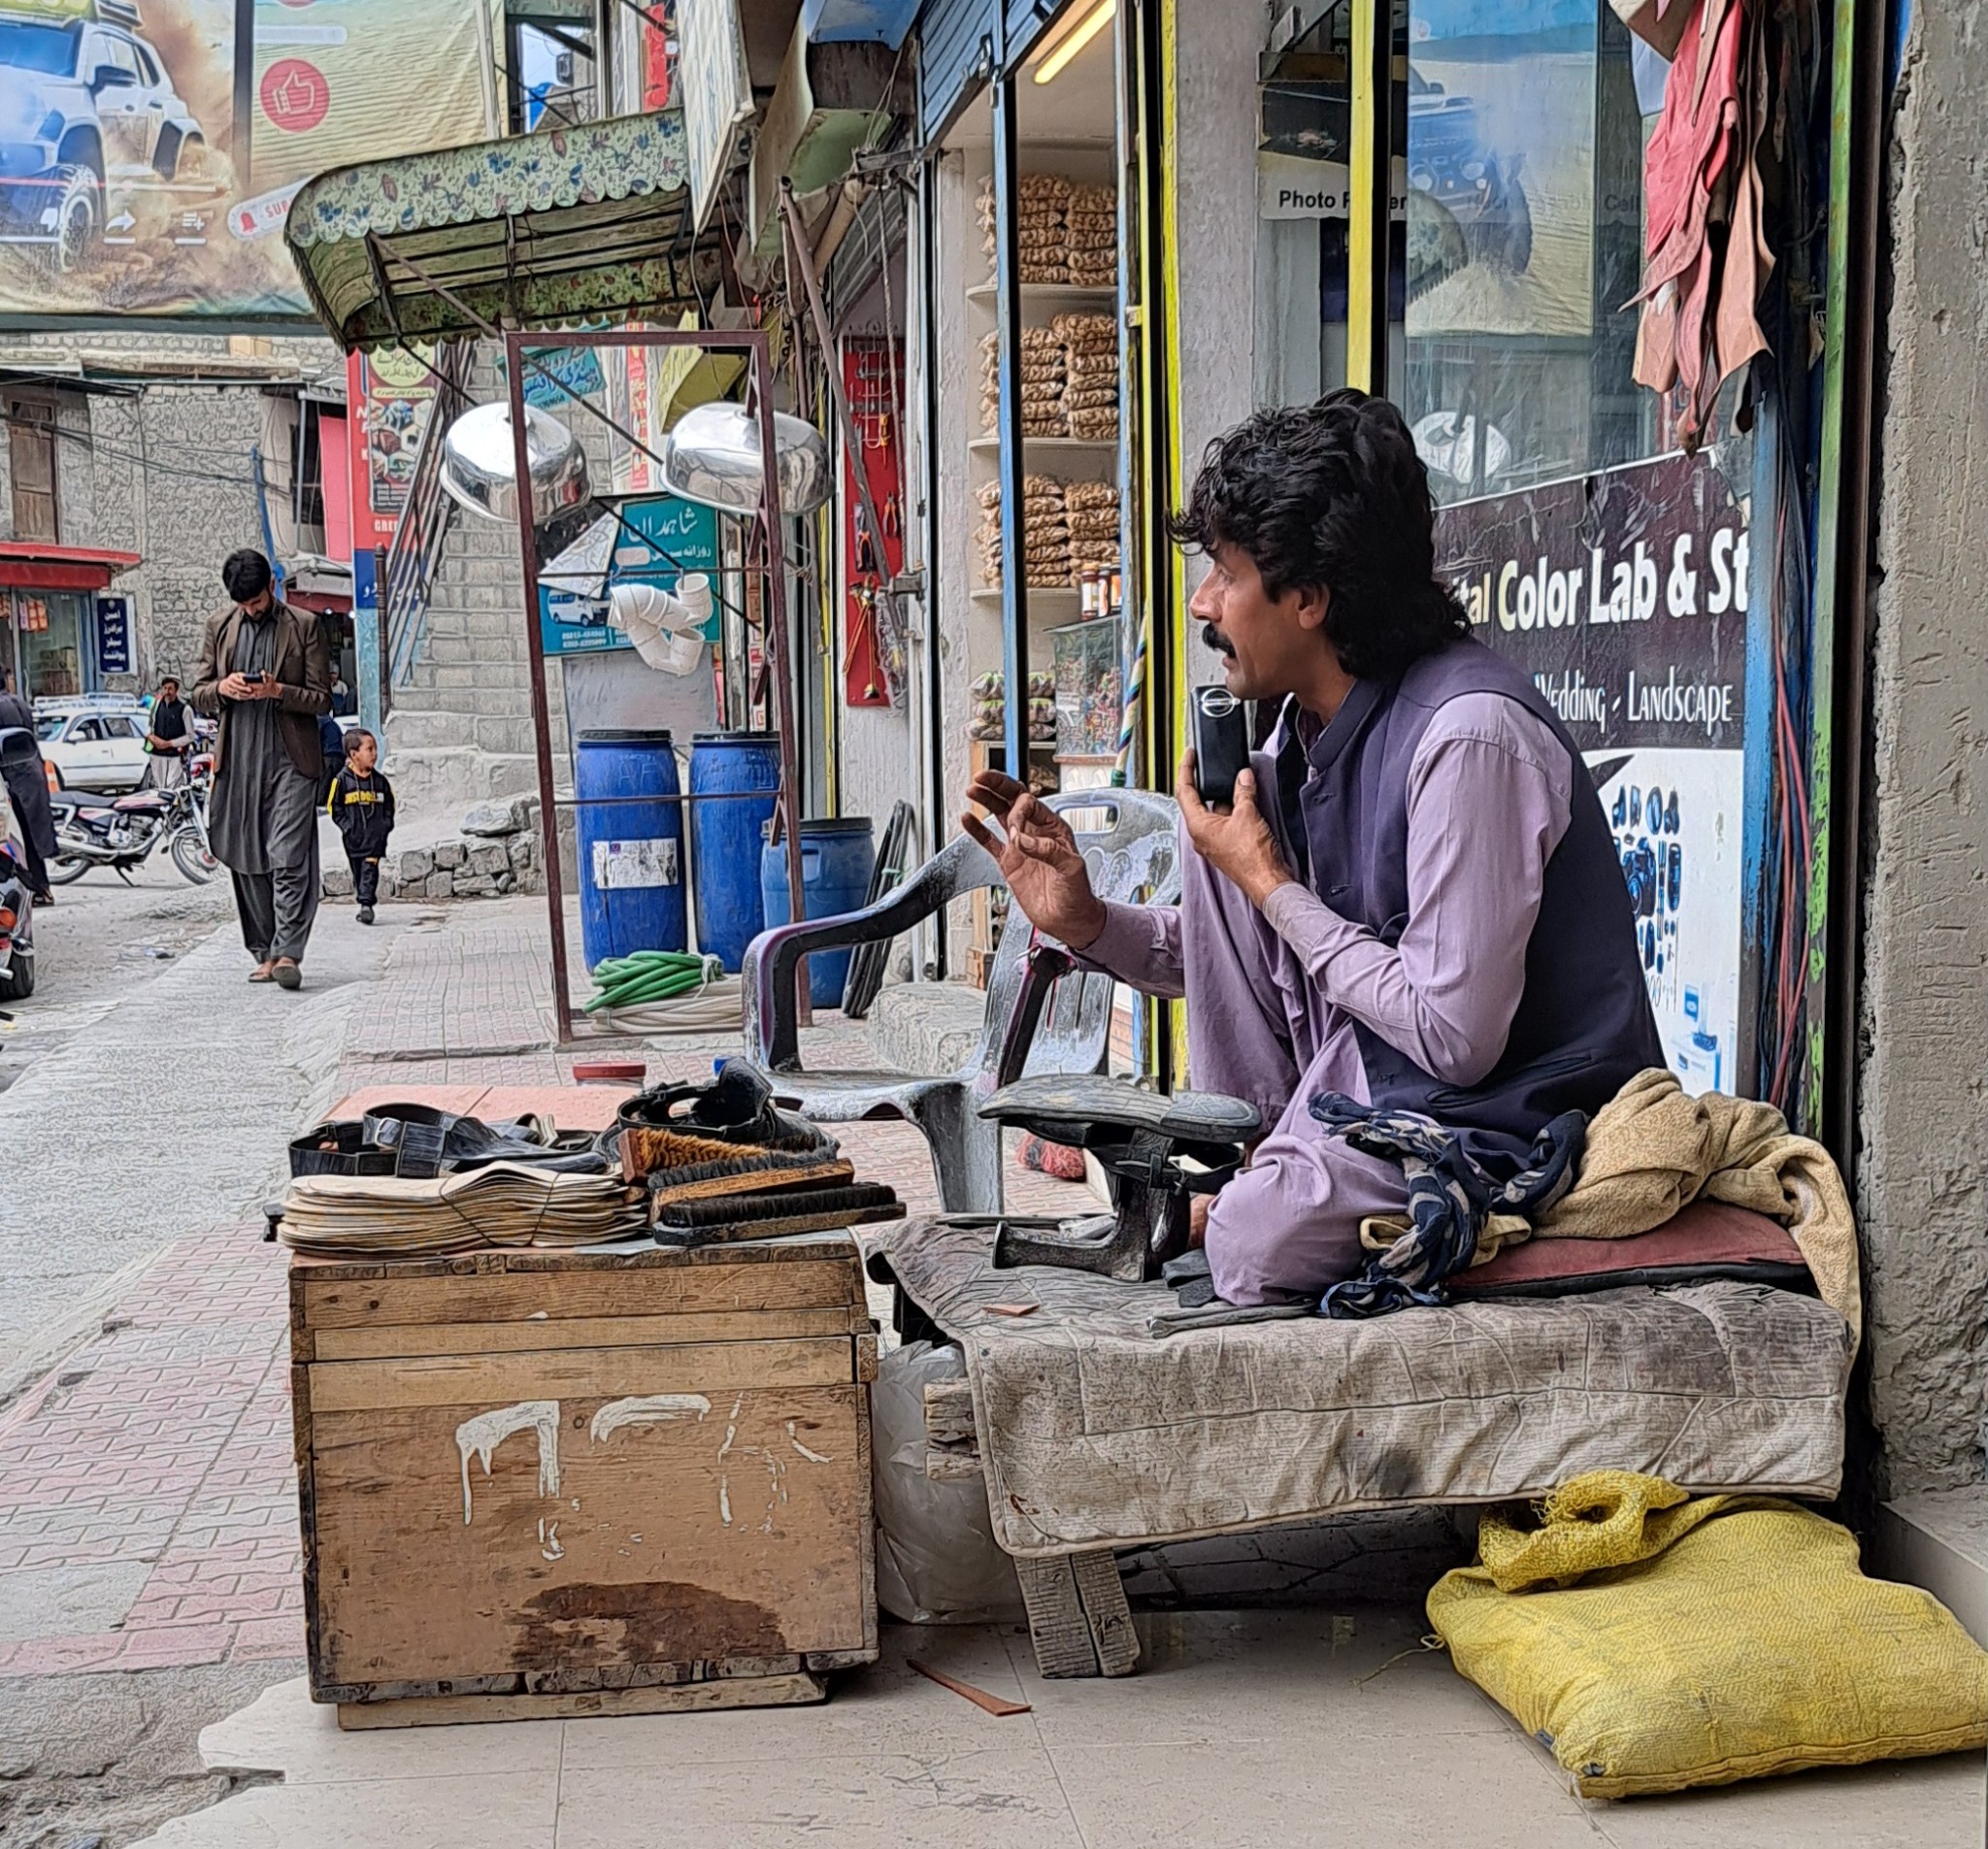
[1262,639,1663,1168]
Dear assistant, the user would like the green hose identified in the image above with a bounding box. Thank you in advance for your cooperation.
[584,950,722,1014]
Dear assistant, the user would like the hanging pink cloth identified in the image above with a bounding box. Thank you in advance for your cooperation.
[1630,0,1771,446]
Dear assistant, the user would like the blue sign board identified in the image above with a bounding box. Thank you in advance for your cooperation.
[500,345,608,411]
[95,594,132,677]
[539,496,723,657]
[351,548,383,739]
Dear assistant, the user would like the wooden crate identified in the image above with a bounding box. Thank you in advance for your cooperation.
[289,1233,879,1727]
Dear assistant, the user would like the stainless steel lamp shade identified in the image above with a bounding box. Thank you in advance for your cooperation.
[439,401,590,523]
[659,402,831,516]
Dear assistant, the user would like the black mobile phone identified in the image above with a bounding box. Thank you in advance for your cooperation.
[1190,684,1249,808]
[244,671,267,684]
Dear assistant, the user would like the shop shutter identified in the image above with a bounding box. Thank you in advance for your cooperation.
[916,0,999,144]
[1004,0,1060,68]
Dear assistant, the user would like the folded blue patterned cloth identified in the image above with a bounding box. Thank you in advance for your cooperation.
[1309,1095,1588,1319]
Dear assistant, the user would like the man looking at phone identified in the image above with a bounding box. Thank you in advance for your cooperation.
[191,548,332,990]
[964,391,1659,1306]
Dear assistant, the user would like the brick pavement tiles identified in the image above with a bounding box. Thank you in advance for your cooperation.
[0,1224,299,1679]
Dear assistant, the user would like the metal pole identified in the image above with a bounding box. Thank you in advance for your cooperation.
[506,329,578,1045]
[354,545,383,738]
[991,72,1030,776]
[748,330,813,1022]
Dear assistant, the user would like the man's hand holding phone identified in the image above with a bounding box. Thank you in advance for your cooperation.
[1177,747,1294,912]
[220,670,281,701]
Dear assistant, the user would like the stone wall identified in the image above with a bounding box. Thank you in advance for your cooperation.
[322,831,542,903]
[1860,6,1988,1494]
[98,384,271,685]
[0,328,337,692]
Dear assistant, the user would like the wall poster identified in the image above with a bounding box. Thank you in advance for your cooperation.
[345,344,437,554]
[0,0,486,319]
[537,494,719,657]
[1433,446,1752,1095]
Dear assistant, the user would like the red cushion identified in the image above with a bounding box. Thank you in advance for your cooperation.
[1450,1199,1808,1299]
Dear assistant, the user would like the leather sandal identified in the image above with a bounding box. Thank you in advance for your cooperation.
[273,961,302,990]
[616,1058,831,1154]
[290,1104,611,1180]
[248,964,276,982]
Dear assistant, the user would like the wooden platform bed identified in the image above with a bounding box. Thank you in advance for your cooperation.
[870,1215,1855,1680]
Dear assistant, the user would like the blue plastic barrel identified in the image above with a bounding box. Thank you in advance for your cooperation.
[760,817,876,1010]
[688,731,780,972]
[574,729,685,971]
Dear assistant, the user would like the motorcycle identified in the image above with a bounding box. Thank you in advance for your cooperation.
[0,827,34,1003]
[46,753,218,887]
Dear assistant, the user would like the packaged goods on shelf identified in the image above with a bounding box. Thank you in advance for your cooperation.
[966,671,1059,742]
[975,475,1073,589]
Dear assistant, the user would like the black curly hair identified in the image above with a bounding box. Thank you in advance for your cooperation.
[221,548,274,603]
[1168,389,1467,681]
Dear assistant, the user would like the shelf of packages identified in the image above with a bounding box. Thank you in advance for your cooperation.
[964,283,1116,308]
[969,436,1117,456]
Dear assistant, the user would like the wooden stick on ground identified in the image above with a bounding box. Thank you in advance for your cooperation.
[906,1659,1032,1717]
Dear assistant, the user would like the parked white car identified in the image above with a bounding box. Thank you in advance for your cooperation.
[37,705,150,794]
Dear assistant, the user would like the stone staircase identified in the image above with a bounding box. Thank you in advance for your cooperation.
[381,344,570,813]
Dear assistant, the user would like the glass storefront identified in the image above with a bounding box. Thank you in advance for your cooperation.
[8,589,89,700]
[1402,0,1659,504]
[1250,0,1766,1099]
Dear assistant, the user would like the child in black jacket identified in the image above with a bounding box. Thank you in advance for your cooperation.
[326,729,395,924]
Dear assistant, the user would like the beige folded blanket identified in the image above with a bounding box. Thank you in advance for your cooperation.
[1527,1069,1859,1337]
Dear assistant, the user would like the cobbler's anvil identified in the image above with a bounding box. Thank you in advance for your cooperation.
[977,1075,1260,1282]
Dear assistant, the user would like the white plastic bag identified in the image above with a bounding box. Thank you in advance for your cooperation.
[871,1341,1025,1624]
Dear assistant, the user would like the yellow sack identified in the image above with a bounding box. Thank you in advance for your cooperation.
[1428,1470,1988,1799]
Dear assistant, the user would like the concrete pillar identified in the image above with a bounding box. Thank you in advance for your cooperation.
[1861,2,1988,1494]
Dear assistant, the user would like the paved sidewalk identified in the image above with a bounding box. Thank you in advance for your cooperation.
[139,1618,1987,1849]
[0,1225,297,1679]
[3,899,1979,1848]
[0,903,401,1406]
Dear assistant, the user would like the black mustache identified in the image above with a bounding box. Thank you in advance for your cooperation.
[1202,624,1235,657]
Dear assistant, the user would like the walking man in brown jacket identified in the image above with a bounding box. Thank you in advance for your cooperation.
[189,549,332,989]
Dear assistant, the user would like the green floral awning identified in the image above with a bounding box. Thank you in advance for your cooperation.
[285,112,720,353]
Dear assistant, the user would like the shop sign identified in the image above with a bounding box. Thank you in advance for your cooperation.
[538,495,720,656]
[1256,152,1408,220]
[676,0,752,230]
[94,594,131,677]
[1434,448,1751,1095]
[499,345,607,412]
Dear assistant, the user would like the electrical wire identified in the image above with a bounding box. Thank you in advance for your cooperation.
[0,405,259,489]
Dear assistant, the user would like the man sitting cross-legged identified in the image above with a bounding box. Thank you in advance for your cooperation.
[964,390,1660,1307]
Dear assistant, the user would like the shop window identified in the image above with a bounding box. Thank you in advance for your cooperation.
[296,401,327,551]
[7,397,57,543]
[508,15,599,133]
[1256,8,1408,408]
[1401,0,1653,504]
[612,1,674,115]
[17,590,84,698]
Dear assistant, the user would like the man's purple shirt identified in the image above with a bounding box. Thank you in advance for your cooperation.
[1079,692,1574,1304]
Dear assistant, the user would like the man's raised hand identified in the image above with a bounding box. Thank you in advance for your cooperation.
[960,772,1108,951]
